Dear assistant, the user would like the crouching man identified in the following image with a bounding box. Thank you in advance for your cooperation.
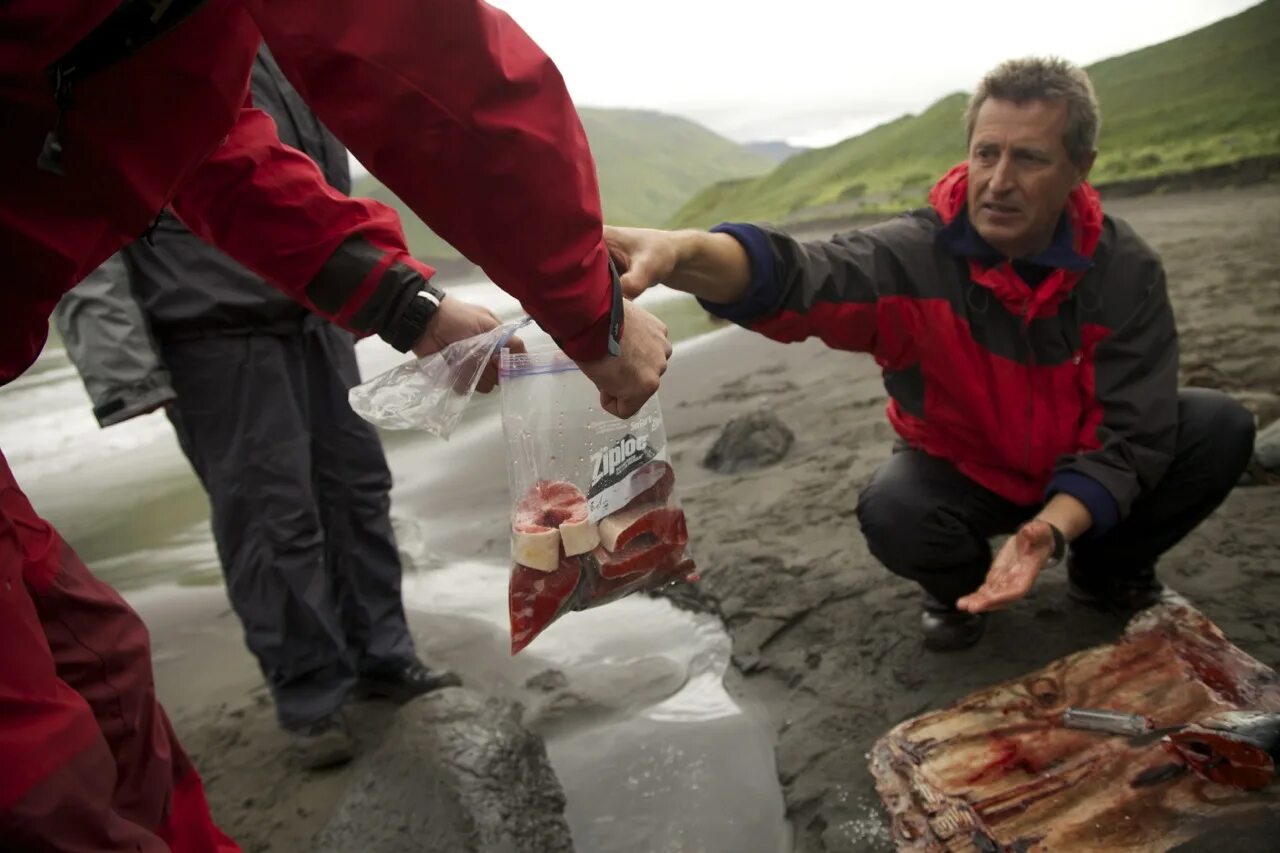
[605,57,1255,650]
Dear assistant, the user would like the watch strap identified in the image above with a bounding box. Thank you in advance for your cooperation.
[385,282,446,353]
[1045,521,1067,567]
[606,255,623,357]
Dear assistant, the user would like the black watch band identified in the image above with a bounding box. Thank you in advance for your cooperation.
[605,255,624,357]
[385,282,446,353]
[552,255,624,358]
[1044,522,1067,567]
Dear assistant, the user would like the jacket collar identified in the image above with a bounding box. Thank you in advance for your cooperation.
[938,208,1092,277]
[928,162,1104,319]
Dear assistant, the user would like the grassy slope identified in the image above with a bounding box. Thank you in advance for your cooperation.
[671,93,969,226]
[671,0,1280,227]
[1086,0,1280,181]
[352,108,772,263]
[581,109,774,225]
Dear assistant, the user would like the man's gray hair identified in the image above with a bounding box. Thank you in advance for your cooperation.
[965,57,1100,166]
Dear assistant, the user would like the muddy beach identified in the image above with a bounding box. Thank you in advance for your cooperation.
[7,184,1278,851]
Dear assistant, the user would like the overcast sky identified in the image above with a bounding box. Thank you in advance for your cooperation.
[487,0,1258,146]
[348,1,1257,177]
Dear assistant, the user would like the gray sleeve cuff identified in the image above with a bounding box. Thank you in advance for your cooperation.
[93,371,177,427]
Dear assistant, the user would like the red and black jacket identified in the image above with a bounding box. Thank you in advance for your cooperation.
[1,0,616,385]
[705,163,1180,535]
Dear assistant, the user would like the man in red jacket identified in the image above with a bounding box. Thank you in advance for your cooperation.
[1,1,670,850]
[607,57,1255,651]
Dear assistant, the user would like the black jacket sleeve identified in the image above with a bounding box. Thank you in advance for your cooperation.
[701,214,931,357]
[1054,229,1179,520]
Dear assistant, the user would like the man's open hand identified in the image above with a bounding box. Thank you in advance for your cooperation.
[957,519,1056,613]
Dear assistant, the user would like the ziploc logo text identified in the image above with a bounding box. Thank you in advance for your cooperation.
[591,433,648,483]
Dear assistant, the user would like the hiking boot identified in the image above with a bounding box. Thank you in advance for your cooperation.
[356,659,462,703]
[289,712,355,771]
[1067,563,1186,612]
[921,592,986,651]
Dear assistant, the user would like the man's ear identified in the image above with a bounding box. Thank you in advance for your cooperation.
[1075,149,1098,186]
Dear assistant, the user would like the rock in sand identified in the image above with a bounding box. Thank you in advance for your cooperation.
[316,689,572,853]
[702,409,795,474]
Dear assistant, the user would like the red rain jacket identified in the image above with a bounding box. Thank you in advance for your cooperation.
[0,0,615,385]
[710,164,1179,519]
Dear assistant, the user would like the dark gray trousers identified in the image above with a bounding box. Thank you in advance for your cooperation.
[162,321,415,728]
[855,389,1257,605]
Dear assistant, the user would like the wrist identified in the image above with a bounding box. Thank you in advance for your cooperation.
[1031,518,1068,567]
[383,281,445,353]
[674,230,703,268]
[1038,490,1095,541]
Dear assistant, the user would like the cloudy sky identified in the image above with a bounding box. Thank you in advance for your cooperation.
[487,0,1258,147]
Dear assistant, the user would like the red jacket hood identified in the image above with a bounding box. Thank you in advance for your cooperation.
[928,162,1104,318]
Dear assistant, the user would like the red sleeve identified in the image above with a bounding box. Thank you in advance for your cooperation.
[170,101,438,339]
[242,0,614,361]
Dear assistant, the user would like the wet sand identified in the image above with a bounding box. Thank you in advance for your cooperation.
[28,184,1280,851]
[136,570,788,853]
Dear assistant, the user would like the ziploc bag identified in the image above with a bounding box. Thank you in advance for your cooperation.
[348,319,529,437]
[500,346,697,654]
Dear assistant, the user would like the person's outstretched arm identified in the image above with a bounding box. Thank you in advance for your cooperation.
[606,219,922,356]
[243,0,670,417]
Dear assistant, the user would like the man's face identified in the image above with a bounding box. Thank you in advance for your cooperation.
[967,97,1094,259]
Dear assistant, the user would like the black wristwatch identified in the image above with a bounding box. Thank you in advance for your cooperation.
[1043,521,1068,568]
[385,282,446,353]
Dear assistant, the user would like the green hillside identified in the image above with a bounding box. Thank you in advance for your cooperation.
[352,108,772,264]
[672,0,1280,228]
[672,92,970,227]
[580,109,774,224]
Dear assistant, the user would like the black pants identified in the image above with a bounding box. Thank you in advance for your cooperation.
[855,389,1256,605]
[162,322,415,728]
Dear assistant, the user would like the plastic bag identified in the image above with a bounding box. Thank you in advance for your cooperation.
[500,346,697,654]
[348,319,529,437]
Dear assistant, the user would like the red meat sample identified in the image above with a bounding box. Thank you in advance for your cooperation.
[591,535,683,580]
[512,480,594,570]
[509,555,582,654]
[628,460,675,505]
[582,549,697,608]
[599,503,687,553]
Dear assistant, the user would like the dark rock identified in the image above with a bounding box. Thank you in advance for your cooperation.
[702,410,795,474]
[524,669,569,693]
[316,689,573,853]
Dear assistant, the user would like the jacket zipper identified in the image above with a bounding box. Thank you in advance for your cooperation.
[1022,298,1036,474]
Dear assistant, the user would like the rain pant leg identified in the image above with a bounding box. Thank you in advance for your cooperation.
[0,450,238,852]
[856,446,1034,604]
[305,324,415,676]
[161,332,354,729]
